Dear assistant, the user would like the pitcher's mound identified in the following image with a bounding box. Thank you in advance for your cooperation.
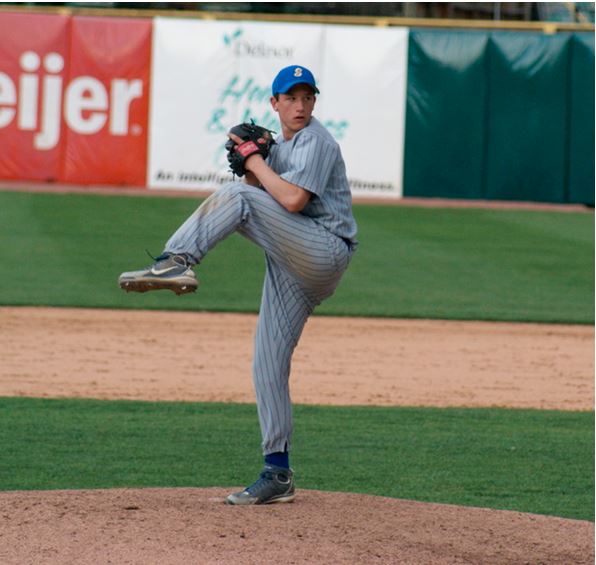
[1,488,592,564]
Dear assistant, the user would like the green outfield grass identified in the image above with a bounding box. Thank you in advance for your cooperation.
[0,190,593,323]
[0,397,592,521]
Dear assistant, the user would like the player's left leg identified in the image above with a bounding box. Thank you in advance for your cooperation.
[118,181,258,295]
[119,181,352,296]
[119,181,345,295]
[164,181,351,289]
[118,252,198,295]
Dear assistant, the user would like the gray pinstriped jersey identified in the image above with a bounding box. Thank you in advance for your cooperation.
[267,116,358,244]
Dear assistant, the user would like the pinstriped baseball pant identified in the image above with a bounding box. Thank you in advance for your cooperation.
[164,182,353,454]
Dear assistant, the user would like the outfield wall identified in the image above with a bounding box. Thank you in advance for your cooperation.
[0,9,593,204]
[405,30,595,205]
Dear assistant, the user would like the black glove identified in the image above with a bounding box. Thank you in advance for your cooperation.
[225,122,276,177]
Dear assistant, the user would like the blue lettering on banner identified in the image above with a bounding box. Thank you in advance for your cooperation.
[206,108,228,134]
[222,28,295,59]
[219,75,270,105]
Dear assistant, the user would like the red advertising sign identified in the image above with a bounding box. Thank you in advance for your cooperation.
[63,16,152,186]
[0,12,151,186]
[0,12,70,181]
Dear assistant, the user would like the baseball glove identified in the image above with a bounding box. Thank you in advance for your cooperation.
[225,121,276,177]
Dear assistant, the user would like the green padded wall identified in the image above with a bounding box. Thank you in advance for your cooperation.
[485,32,569,202]
[404,30,489,199]
[568,33,595,205]
[404,29,594,204]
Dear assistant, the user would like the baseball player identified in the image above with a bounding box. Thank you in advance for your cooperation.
[119,64,357,505]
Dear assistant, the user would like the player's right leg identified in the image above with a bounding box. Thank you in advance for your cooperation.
[227,259,309,505]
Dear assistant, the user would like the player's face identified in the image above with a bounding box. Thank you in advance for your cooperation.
[271,85,316,139]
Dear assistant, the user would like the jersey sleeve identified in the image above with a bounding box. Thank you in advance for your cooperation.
[280,132,337,197]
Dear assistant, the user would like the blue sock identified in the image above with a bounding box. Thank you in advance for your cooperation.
[265,451,289,469]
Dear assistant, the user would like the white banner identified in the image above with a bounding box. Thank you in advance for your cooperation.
[148,18,408,197]
[320,25,409,197]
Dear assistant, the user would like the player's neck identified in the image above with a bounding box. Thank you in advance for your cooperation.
[281,118,311,141]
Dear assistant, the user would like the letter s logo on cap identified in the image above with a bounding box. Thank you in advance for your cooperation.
[294,67,303,77]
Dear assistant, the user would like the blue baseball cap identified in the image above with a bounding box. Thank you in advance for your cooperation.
[272,65,320,96]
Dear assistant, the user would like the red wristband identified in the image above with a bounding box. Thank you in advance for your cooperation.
[237,141,260,157]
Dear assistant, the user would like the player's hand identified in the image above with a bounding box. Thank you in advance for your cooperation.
[227,132,243,145]
[225,123,275,177]
[227,132,264,172]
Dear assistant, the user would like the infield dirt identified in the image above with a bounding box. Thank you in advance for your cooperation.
[1,307,593,410]
[2,488,594,565]
[0,306,594,564]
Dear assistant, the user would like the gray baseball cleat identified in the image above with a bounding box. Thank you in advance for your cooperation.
[227,465,295,505]
[118,253,198,296]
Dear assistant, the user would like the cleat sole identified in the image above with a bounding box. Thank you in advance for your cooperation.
[119,278,197,295]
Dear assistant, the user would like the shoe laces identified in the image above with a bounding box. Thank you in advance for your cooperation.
[245,468,289,496]
[145,250,171,263]
[144,250,189,270]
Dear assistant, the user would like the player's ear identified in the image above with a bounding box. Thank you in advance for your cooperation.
[270,95,279,112]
